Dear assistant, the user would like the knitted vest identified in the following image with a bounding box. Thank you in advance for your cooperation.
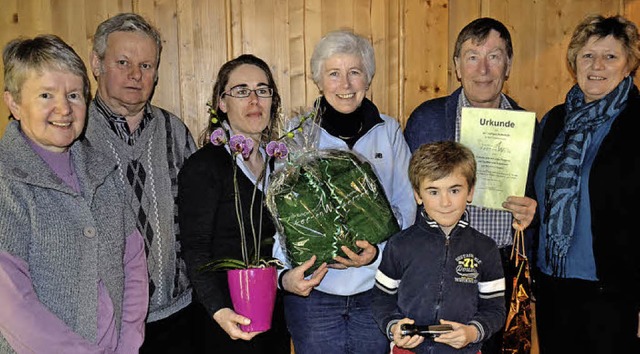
[86,102,197,321]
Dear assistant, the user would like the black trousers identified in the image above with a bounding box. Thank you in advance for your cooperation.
[140,301,204,354]
[197,291,291,354]
[140,298,290,354]
[535,272,640,354]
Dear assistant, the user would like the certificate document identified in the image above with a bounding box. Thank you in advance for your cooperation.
[460,107,536,210]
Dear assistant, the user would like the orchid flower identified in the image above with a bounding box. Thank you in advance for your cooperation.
[229,135,254,160]
[210,128,227,145]
[199,102,319,271]
[266,141,289,159]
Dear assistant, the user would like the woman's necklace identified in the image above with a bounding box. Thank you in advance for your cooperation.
[337,120,364,140]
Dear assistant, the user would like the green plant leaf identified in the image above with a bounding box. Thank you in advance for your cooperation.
[198,257,285,272]
[198,258,248,272]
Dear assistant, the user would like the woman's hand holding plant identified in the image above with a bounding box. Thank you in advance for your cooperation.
[282,255,329,296]
[213,307,263,340]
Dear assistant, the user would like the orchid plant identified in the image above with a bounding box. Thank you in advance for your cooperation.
[198,102,317,271]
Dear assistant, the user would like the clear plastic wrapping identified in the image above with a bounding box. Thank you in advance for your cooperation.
[266,111,399,273]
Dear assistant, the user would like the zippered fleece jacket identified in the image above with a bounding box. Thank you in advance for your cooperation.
[372,214,506,354]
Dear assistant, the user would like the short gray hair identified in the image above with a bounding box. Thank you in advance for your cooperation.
[310,30,375,86]
[3,34,90,105]
[92,12,162,64]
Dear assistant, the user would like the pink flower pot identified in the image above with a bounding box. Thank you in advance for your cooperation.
[227,266,277,332]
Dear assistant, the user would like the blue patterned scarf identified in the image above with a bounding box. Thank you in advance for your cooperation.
[544,76,632,276]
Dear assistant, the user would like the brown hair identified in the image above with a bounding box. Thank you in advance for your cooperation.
[567,15,640,77]
[453,17,513,61]
[199,54,282,147]
[408,141,476,193]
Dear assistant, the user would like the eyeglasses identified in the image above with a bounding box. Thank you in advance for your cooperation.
[222,86,274,98]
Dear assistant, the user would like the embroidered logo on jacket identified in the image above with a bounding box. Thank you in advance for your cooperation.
[454,253,481,284]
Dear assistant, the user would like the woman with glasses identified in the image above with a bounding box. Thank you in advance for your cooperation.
[177,54,290,354]
[273,30,417,354]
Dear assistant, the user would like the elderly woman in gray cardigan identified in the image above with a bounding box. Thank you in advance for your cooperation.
[0,35,148,353]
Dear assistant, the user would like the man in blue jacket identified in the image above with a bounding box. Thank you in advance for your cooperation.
[403,17,537,354]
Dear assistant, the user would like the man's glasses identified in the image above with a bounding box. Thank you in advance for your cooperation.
[222,86,274,98]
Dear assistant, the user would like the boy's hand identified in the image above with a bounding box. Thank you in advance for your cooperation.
[392,318,424,349]
[433,319,477,349]
[282,255,328,296]
[331,240,378,269]
[503,196,537,230]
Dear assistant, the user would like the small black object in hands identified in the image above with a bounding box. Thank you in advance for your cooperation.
[400,324,453,337]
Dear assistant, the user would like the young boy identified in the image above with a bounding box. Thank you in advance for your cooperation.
[371,141,506,354]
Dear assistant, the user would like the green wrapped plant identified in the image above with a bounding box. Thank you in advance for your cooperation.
[267,148,399,274]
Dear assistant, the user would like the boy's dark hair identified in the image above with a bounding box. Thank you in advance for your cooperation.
[408,141,476,192]
[453,17,513,61]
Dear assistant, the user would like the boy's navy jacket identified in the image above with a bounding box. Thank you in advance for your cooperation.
[371,213,506,354]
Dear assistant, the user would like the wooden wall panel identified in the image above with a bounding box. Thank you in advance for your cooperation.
[136,0,182,122]
[403,0,450,125]
[83,0,133,90]
[287,0,308,111]
[427,0,626,122]
[448,0,482,94]
[302,0,323,106]
[0,0,21,134]
[2,0,640,139]
[175,0,228,143]
[0,0,133,135]
[371,0,401,119]
[3,2,640,353]
[484,0,623,120]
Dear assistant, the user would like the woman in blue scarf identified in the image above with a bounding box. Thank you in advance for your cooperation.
[532,15,640,354]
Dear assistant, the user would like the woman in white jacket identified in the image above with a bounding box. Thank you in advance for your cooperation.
[274,30,416,354]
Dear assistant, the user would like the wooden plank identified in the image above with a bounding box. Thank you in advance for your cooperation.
[624,0,640,88]
[448,0,482,94]
[352,0,371,37]
[403,0,450,120]
[1,0,638,141]
[134,0,182,118]
[270,0,293,117]
[0,0,21,132]
[371,0,401,120]
[229,0,243,59]
[304,0,323,106]
[83,0,132,104]
[287,0,308,112]
[369,0,387,115]
[18,0,53,36]
[322,0,354,33]
[50,0,87,51]
[175,0,228,143]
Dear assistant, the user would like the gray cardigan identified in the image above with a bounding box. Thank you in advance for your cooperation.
[0,121,134,350]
